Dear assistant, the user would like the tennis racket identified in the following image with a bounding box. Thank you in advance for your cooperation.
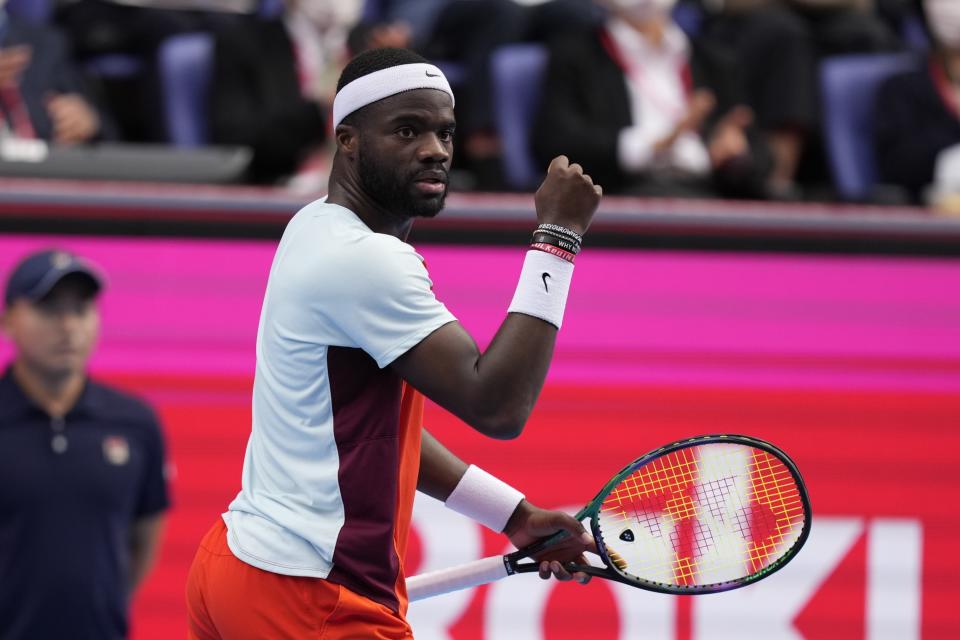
[407,434,810,601]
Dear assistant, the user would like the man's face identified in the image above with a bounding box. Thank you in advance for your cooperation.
[355,89,455,219]
[1,277,100,378]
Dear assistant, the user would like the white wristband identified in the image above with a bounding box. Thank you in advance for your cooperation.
[507,250,575,329]
[444,465,525,532]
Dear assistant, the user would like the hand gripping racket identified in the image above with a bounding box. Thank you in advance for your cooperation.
[407,434,810,600]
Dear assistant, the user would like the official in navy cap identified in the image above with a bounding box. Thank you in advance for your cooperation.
[0,249,170,640]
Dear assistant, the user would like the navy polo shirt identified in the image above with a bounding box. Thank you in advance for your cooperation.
[0,368,170,640]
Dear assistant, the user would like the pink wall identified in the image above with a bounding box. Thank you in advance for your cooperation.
[3,234,959,639]
[1,235,958,391]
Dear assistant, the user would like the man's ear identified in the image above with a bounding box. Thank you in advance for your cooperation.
[0,307,13,340]
[335,124,359,157]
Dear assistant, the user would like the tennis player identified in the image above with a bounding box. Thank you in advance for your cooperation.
[186,47,602,639]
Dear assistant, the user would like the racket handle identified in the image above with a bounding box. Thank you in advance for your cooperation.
[406,555,509,602]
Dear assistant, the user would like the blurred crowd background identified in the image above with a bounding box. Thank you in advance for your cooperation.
[2,0,959,208]
[2,2,960,639]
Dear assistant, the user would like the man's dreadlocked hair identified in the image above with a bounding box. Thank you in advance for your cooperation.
[335,48,431,126]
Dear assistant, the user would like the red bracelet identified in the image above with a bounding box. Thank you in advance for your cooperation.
[530,242,576,263]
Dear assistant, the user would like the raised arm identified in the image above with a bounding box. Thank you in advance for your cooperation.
[391,156,600,439]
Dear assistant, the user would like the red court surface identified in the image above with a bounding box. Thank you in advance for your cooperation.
[1,236,958,638]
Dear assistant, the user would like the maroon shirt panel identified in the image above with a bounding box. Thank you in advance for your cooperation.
[325,345,404,612]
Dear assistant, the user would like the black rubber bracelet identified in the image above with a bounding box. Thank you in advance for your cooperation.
[536,223,583,244]
[531,232,580,254]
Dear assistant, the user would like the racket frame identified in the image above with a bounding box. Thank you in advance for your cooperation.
[503,433,812,595]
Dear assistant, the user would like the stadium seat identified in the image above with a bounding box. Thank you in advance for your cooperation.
[258,0,284,19]
[900,10,930,52]
[820,53,921,201]
[5,0,53,23]
[361,0,387,23]
[158,33,215,148]
[672,1,704,38]
[491,43,548,191]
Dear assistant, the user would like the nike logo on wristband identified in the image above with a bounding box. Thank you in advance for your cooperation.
[541,272,551,292]
[426,69,441,77]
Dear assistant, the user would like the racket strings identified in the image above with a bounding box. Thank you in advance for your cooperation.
[596,443,806,588]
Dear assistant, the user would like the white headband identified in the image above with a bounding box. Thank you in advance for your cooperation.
[332,63,455,128]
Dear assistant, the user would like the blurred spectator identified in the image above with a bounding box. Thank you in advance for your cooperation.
[355,0,529,189]
[874,0,960,204]
[351,1,599,190]
[876,0,925,41]
[84,0,255,9]
[57,0,253,57]
[697,0,899,198]
[0,250,170,640]
[347,19,413,56]
[0,7,115,143]
[55,1,248,142]
[209,0,360,188]
[533,0,770,198]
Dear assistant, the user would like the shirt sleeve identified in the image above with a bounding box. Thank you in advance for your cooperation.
[135,409,171,518]
[323,236,457,368]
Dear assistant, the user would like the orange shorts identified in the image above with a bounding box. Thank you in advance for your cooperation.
[185,519,413,639]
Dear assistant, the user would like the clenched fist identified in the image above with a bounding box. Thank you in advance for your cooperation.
[534,156,602,237]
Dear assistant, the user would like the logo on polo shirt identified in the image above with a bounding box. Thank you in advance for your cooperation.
[51,252,72,269]
[103,436,130,466]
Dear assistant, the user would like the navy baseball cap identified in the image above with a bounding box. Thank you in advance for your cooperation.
[4,250,104,306]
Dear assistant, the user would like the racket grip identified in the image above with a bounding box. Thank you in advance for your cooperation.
[406,555,509,602]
